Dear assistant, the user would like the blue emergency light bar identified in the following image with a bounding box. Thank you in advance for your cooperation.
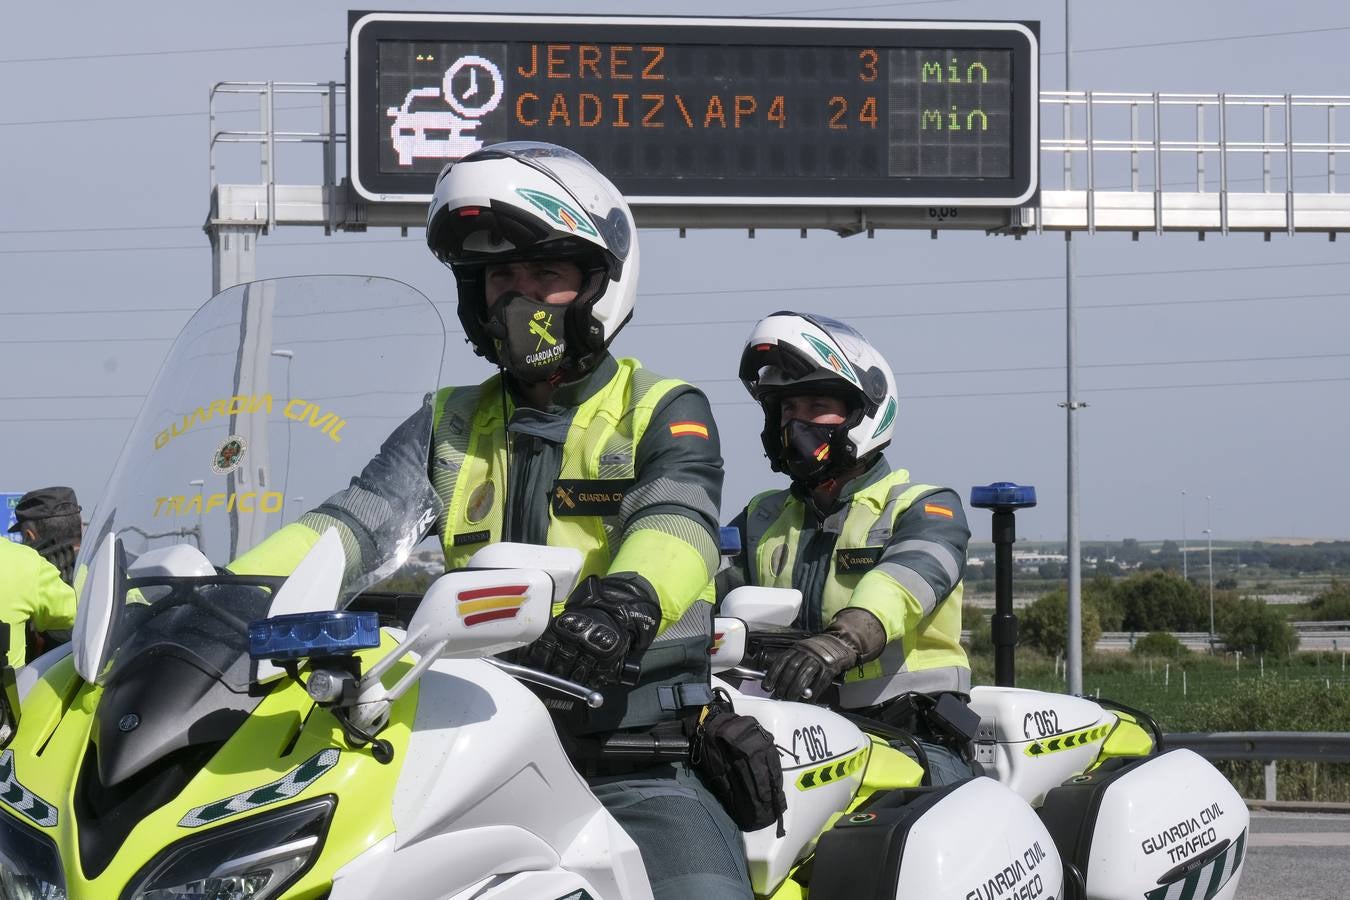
[970,482,1038,510]
[719,526,743,556]
[248,611,381,661]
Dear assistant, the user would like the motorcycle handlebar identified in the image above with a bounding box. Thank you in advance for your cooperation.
[726,665,821,701]
[486,658,606,709]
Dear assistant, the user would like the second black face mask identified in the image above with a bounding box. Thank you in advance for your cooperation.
[486,291,569,384]
[780,418,840,484]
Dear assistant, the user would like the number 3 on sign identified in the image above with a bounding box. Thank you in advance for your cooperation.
[858,49,878,82]
[828,96,878,129]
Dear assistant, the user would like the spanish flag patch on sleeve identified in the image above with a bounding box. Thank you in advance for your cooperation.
[669,421,710,439]
[924,502,955,519]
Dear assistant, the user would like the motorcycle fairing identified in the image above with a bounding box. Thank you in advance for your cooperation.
[6,633,419,896]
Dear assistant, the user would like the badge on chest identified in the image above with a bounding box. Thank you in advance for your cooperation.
[551,479,633,516]
[834,547,884,574]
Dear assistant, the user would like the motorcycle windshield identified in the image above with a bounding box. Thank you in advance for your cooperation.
[77,275,445,688]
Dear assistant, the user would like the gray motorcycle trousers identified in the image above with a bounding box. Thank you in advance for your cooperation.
[587,762,754,900]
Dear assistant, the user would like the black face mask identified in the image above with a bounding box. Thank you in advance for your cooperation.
[484,291,569,384]
[780,418,842,485]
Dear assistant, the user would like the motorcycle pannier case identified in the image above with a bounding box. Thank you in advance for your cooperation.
[810,777,1065,900]
[1037,749,1248,900]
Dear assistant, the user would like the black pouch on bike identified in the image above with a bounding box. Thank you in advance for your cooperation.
[691,689,788,836]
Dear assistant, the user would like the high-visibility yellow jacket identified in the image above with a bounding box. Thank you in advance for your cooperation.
[234,355,724,732]
[725,460,970,707]
[0,539,76,667]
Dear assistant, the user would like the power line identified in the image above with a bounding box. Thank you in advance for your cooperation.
[9,374,1348,424]
[692,350,1350,385]
[11,350,1348,402]
[0,40,342,65]
[708,375,1350,406]
[629,289,1346,329]
[0,102,322,128]
[2,287,1345,336]
[1043,23,1350,57]
[0,224,200,236]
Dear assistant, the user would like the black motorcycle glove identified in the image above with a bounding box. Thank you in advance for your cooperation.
[526,575,661,689]
[762,607,887,702]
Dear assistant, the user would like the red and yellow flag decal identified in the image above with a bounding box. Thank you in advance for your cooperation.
[457,584,527,627]
[710,631,725,655]
[669,421,710,439]
[924,503,954,519]
[814,443,830,461]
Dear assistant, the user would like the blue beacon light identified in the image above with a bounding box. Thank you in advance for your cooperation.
[248,611,381,661]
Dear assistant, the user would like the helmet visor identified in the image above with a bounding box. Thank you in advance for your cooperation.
[740,340,855,401]
[465,142,632,261]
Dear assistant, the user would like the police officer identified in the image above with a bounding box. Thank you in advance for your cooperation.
[0,538,76,667]
[722,312,973,784]
[233,142,751,899]
[9,486,82,586]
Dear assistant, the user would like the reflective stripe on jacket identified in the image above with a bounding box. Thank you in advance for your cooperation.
[741,461,970,707]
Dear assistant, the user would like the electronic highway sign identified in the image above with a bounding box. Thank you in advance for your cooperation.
[348,12,1039,207]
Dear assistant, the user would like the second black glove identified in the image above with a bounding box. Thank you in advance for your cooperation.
[526,575,661,689]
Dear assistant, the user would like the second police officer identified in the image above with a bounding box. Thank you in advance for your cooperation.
[722,311,976,783]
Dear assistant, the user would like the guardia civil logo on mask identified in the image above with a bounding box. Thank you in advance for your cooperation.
[515,188,599,237]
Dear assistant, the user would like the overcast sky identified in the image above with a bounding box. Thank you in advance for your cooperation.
[2,0,1347,544]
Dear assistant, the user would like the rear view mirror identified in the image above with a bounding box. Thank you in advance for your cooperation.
[710,617,748,673]
[359,566,556,704]
[721,586,803,627]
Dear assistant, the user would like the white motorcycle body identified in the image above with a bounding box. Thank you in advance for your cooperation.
[719,586,1248,900]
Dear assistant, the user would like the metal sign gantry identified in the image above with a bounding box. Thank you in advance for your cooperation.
[206,81,1350,291]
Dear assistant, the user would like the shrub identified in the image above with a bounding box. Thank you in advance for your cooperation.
[1114,571,1207,632]
[1131,631,1188,658]
[1309,580,1350,621]
[1219,597,1298,658]
[1019,590,1103,656]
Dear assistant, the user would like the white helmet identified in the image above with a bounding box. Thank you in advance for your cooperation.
[426,141,638,373]
[739,312,898,482]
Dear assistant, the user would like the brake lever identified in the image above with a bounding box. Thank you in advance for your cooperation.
[486,658,606,708]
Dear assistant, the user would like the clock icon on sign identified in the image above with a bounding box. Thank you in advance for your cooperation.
[443,55,504,118]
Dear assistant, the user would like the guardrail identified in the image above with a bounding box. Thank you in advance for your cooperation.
[1165,732,1350,801]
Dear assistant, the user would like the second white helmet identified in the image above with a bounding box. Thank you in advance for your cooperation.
[739,312,898,482]
[426,141,638,374]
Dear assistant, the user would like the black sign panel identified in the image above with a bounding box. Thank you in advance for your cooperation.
[348,13,1038,206]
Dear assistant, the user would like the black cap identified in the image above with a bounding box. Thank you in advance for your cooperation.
[8,486,81,533]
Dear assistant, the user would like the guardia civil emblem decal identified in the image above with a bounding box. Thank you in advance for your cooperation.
[211,435,247,475]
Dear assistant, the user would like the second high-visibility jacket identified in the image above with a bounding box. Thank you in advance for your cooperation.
[0,539,77,667]
[724,459,970,707]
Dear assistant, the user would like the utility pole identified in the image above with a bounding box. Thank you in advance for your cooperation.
[1062,0,1084,695]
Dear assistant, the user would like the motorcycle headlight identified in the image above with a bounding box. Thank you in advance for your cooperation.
[0,807,66,899]
[123,797,334,900]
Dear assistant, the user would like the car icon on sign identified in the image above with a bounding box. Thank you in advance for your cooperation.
[386,55,505,166]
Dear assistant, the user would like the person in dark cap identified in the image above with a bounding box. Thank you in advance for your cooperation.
[10,486,83,587]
